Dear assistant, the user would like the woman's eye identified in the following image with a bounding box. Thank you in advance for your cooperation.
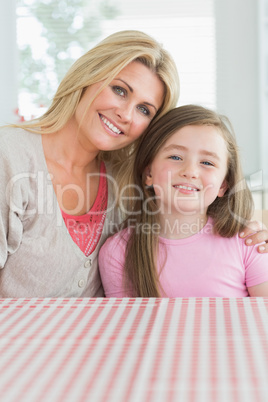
[137,105,150,116]
[169,155,182,161]
[112,86,126,97]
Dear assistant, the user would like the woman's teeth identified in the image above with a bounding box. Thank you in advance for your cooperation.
[100,116,122,134]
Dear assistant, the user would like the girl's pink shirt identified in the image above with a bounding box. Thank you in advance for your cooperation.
[99,217,268,297]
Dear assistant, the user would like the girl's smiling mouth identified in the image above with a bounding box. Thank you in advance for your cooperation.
[173,184,200,190]
[173,183,200,194]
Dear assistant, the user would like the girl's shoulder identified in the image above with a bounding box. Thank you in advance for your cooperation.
[98,228,131,270]
[101,227,132,250]
[212,227,267,265]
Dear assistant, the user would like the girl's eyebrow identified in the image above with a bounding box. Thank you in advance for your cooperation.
[162,144,220,160]
[201,150,220,161]
[114,78,157,112]
[162,144,187,152]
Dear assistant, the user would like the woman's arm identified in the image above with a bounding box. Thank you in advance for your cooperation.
[248,281,268,296]
[0,132,25,268]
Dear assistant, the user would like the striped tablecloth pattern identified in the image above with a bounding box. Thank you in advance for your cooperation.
[0,297,267,402]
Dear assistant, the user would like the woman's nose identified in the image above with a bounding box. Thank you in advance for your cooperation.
[115,103,134,122]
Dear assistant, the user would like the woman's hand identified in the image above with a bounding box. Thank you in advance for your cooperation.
[240,220,268,253]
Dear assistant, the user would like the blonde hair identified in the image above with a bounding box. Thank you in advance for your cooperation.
[123,105,253,297]
[10,30,180,203]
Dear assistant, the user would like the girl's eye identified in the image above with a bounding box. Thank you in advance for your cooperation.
[201,161,214,166]
[169,155,182,161]
[137,105,150,116]
[112,86,126,97]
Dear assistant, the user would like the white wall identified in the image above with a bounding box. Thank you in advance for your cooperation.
[0,0,18,125]
[1,0,266,190]
[258,0,268,187]
[215,0,260,178]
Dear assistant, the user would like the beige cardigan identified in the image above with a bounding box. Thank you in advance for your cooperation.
[0,127,121,297]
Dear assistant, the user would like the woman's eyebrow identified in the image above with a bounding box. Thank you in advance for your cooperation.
[116,78,133,93]
[114,78,157,112]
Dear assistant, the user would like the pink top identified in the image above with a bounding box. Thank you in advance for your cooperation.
[99,217,268,297]
[62,162,108,256]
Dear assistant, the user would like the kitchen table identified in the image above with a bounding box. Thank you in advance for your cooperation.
[0,297,267,402]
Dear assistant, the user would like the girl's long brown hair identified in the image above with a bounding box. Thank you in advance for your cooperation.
[123,105,253,297]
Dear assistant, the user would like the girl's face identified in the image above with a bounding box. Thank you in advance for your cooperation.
[145,124,229,217]
[72,61,164,153]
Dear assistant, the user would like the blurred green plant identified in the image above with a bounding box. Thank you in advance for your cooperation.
[17,0,119,107]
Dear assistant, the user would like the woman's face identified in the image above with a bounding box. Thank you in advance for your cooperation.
[73,61,165,153]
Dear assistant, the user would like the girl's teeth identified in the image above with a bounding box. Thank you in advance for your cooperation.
[176,185,198,191]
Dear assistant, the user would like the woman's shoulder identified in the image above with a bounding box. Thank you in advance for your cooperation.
[0,126,40,153]
[0,125,30,138]
[0,126,43,170]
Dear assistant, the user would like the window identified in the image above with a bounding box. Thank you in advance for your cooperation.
[15,0,216,118]
[16,0,119,119]
[99,0,216,109]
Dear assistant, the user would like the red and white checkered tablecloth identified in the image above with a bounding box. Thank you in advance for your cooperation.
[0,297,267,402]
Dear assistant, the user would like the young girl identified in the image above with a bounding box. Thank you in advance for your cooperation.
[99,105,268,297]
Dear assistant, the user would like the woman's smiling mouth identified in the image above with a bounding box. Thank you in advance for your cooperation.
[99,114,124,135]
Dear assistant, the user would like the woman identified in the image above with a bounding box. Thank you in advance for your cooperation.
[0,30,179,297]
[0,30,266,298]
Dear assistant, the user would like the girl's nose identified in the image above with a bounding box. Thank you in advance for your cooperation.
[180,161,199,178]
